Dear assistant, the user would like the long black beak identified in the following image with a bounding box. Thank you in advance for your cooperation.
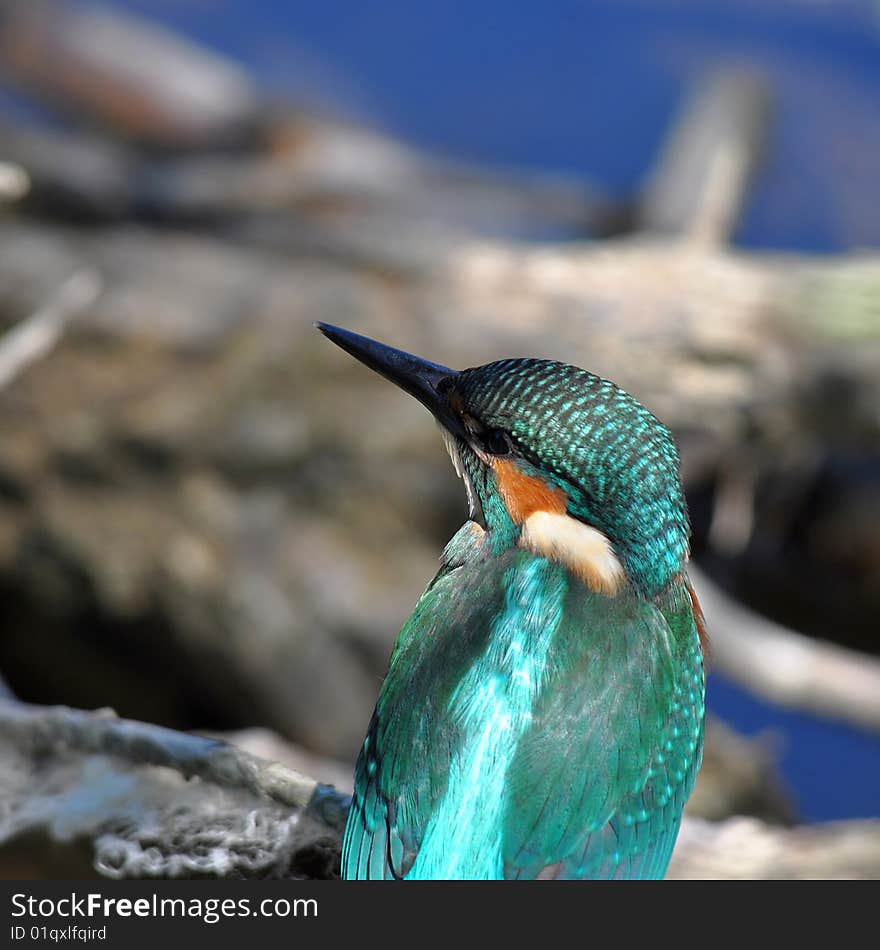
[315,323,466,438]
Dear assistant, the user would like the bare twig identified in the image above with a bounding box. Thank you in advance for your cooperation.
[0,268,101,390]
[689,563,880,732]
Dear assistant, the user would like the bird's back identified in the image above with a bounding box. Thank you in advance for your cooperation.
[342,524,705,880]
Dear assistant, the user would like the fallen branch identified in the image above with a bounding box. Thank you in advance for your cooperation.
[689,563,880,733]
[0,699,349,829]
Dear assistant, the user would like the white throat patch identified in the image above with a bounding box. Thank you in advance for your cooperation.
[519,510,626,595]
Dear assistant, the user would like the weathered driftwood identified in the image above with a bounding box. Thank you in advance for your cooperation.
[0,698,875,880]
[0,700,347,820]
[0,700,347,880]
[0,0,264,150]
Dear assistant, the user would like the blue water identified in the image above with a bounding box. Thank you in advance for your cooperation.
[709,675,880,821]
[95,0,880,820]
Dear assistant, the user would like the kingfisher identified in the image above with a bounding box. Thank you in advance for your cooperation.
[317,323,706,880]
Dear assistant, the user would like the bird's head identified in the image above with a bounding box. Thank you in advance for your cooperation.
[317,324,689,597]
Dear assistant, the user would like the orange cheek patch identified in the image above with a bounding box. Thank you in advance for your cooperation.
[491,458,568,523]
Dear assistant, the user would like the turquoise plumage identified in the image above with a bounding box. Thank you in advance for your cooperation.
[317,324,706,880]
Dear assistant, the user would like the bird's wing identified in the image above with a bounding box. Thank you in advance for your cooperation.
[340,712,397,880]
[342,536,510,880]
[501,580,705,879]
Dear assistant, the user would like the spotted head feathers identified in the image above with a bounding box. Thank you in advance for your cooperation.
[444,359,690,596]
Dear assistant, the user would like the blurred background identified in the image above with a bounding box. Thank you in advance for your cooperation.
[0,0,878,877]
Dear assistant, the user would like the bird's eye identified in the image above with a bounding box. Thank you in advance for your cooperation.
[484,429,511,456]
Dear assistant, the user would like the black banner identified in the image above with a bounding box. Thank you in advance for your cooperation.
[0,878,861,945]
